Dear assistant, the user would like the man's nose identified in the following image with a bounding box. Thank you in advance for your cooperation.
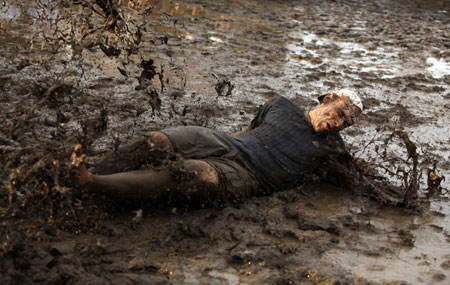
[335,118,344,129]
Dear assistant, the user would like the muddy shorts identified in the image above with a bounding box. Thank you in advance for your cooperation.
[160,126,259,201]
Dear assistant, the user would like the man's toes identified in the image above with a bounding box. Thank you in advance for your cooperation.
[70,144,86,168]
[76,154,87,167]
[74,144,82,153]
[70,153,77,167]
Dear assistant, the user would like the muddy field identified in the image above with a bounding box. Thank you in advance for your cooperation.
[1,0,449,284]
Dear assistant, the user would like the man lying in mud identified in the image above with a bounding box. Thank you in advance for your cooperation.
[70,90,366,204]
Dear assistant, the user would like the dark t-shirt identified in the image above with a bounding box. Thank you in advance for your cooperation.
[226,95,346,192]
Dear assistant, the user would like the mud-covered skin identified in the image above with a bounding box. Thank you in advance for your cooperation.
[0,0,449,284]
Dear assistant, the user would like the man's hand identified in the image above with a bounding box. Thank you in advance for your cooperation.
[229,126,250,137]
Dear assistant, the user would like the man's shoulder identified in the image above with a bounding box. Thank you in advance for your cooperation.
[268,95,305,113]
[249,95,308,131]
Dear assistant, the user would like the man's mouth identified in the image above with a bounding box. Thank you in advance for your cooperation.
[321,121,336,133]
[316,121,335,134]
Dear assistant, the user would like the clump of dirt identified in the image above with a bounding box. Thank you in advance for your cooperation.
[212,74,234,97]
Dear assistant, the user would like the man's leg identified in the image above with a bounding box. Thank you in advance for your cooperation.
[90,131,173,175]
[71,145,220,200]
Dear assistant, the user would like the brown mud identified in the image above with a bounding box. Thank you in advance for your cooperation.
[1,0,449,284]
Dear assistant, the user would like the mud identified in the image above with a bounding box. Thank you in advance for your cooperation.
[1,0,449,284]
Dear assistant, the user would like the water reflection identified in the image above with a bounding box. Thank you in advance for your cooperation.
[427,57,450,79]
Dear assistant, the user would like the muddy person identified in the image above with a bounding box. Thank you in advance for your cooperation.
[70,90,363,204]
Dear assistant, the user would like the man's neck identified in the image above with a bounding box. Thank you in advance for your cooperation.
[306,109,319,130]
[304,110,312,125]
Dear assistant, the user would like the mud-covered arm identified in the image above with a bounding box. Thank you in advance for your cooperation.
[320,152,359,188]
[317,134,353,186]
[317,133,401,203]
[321,151,403,205]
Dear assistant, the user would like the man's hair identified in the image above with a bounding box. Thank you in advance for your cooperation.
[317,93,343,104]
[318,90,363,111]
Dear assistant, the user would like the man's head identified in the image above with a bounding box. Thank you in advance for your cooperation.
[309,89,363,134]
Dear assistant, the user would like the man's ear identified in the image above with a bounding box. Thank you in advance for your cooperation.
[318,93,334,104]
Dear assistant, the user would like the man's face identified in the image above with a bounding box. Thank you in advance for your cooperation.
[311,96,361,134]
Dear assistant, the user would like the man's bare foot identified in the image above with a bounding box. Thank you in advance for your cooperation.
[69,144,94,188]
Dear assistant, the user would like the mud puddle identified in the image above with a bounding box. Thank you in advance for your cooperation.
[1,0,449,284]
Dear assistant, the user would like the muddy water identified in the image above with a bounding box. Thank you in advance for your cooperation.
[1,0,449,284]
[328,202,450,284]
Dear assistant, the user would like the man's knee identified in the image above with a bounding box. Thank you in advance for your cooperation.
[191,160,219,186]
[174,160,219,192]
[148,131,173,151]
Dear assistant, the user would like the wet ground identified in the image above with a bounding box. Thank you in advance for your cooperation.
[1,0,449,284]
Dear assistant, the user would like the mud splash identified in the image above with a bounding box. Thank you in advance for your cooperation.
[1,0,449,284]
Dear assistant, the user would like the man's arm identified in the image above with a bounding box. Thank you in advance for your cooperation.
[229,126,251,137]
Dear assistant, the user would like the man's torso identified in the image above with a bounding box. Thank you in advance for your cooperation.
[227,95,345,192]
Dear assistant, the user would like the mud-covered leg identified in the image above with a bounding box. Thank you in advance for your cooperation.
[171,159,220,200]
[90,131,173,175]
[84,159,220,201]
